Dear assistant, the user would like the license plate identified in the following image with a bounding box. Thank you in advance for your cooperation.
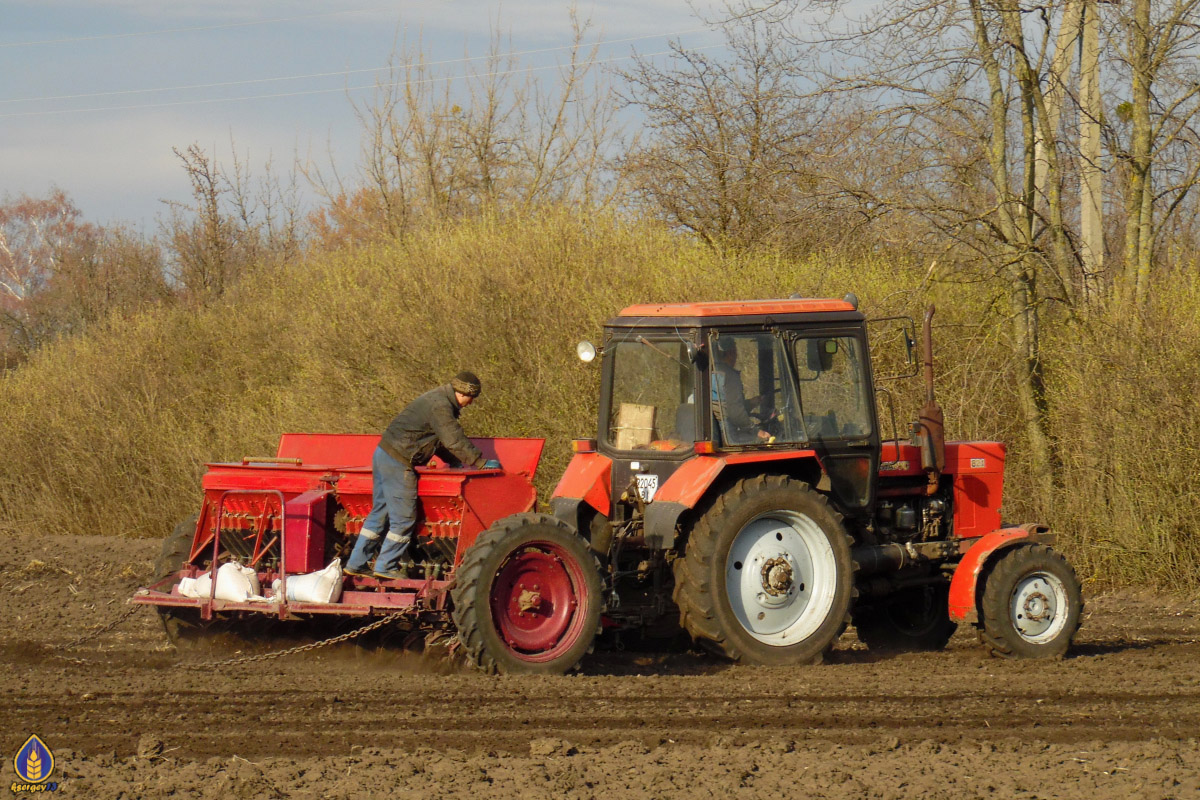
[636,474,659,502]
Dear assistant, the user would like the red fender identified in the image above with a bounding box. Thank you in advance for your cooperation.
[947,526,1050,624]
[644,451,823,548]
[551,452,612,517]
[654,449,822,507]
[651,455,725,506]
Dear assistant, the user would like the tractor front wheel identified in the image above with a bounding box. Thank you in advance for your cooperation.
[673,475,854,665]
[978,544,1082,659]
[451,513,603,675]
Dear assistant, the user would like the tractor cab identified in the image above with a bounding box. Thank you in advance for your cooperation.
[569,298,881,527]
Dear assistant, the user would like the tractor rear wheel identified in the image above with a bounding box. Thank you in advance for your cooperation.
[451,512,603,675]
[853,583,957,652]
[978,544,1082,659]
[673,475,854,665]
[154,516,207,647]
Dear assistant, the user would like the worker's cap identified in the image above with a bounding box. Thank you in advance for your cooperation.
[451,371,482,397]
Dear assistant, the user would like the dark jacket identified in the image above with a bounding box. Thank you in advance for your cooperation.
[379,384,486,468]
[711,361,755,432]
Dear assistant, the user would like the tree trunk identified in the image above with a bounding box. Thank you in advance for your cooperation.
[1033,0,1083,216]
[1079,0,1104,305]
[1008,260,1057,499]
[1125,0,1153,305]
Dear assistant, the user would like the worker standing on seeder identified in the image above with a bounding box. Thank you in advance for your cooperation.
[345,371,500,579]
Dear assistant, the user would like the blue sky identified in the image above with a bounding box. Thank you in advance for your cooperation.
[1,1,727,230]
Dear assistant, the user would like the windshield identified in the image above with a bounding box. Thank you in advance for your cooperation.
[792,335,873,439]
[605,338,696,452]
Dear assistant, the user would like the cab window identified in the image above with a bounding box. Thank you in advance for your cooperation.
[606,339,695,452]
[709,332,805,446]
[792,335,873,439]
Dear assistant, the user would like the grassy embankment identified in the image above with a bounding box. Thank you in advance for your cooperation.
[0,210,1196,591]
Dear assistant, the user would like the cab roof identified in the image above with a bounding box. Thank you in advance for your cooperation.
[618,298,856,318]
[607,298,863,330]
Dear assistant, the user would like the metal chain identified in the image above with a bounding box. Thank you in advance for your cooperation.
[174,611,409,670]
[54,605,142,652]
[45,603,411,670]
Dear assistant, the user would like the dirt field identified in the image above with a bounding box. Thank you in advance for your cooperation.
[2,530,1199,799]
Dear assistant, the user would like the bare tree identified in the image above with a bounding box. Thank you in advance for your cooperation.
[164,142,303,299]
[0,190,170,362]
[0,190,94,357]
[165,144,240,298]
[1106,0,1200,305]
[619,15,862,252]
[31,226,169,338]
[315,14,621,241]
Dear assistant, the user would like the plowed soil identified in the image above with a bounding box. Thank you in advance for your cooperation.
[2,531,1199,799]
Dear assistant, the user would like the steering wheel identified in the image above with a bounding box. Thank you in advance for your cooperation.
[750,406,783,435]
[804,411,839,437]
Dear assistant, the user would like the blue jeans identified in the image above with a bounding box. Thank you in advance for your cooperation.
[346,446,418,573]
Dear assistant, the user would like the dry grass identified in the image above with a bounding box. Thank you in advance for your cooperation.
[0,208,1194,592]
[1044,286,1200,592]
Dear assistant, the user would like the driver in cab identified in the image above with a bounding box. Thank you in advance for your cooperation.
[711,338,771,445]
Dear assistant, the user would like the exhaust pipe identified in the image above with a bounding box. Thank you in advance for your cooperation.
[916,305,945,494]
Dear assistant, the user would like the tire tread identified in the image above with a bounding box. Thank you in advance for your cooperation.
[977,543,1083,660]
[673,475,855,665]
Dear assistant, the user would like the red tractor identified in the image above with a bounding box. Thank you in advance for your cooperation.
[136,296,1083,673]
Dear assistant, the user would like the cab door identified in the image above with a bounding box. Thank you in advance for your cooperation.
[787,329,880,517]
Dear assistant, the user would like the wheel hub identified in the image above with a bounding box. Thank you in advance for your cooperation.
[1022,591,1050,622]
[760,556,795,598]
[725,511,838,646]
[1010,572,1067,643]
[517,587,543,613]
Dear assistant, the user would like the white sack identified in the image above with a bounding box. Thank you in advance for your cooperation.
[178,562,265,602]
[272,557,343,604]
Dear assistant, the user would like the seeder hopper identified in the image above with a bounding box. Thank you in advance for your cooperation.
[134,435,546,643]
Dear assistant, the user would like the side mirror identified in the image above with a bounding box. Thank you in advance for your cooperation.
[806,338,838,372]
[576,341,598,363]
[866,315,920,382]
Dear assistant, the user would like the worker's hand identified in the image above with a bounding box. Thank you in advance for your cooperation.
[756,429,772,441]
[482,459,502,470]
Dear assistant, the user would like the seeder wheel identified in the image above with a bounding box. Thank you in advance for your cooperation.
[154,516,210,648]
[451,513,603,674]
